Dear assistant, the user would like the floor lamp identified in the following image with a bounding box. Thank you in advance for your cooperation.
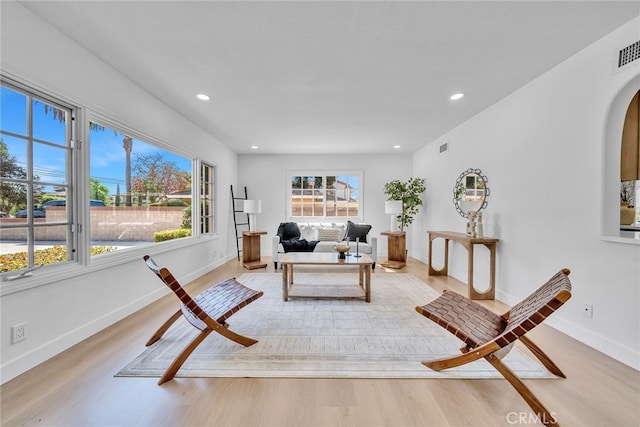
[244,200,262,231]
[385,200,403,231]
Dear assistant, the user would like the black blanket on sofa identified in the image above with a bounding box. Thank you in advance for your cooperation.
[277,222,318,253]
[281,238,318,253]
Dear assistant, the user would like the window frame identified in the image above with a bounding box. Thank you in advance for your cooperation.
[199,161,215,235]
[0,76,217,296]
[85,114,197,253]
[286,170,364,221]
[0,79,78,272]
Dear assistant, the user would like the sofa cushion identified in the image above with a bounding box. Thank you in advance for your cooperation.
[273,222,377,267]
[277,222,300,240]
[297,223,318,241]
[317,228,341,241]
[345,220,372,243]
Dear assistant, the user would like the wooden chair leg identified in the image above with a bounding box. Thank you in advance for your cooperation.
[423,341,500,371]
[423,350,485,371]
[485,354,559,426]
[146,310,182,346]
[158,329,212,385]
[519,336,566,378]
[213,323,258,347]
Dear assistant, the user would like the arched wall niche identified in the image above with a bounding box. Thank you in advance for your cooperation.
[603,75,640,237]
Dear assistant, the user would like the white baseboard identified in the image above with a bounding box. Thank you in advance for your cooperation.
[415,253,638,371]
[0,256,232,385]
[0,286,166,384]
[534,313,639,371]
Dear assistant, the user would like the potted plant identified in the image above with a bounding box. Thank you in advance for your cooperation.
[384,177,426,231]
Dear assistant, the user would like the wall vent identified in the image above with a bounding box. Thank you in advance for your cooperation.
[439,142,448,153]
[618,40,640,68]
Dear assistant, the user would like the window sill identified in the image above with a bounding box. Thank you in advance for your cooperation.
[601,232,640,245]
[0,234,218,296]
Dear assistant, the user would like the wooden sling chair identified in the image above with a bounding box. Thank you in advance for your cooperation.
[415,269,572,426]
[143,255,264,385]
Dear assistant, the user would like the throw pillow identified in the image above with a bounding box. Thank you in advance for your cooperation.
[298,223,318,241]
[277,222,300,240]
[345,220,371,243]
[317,228,341,241]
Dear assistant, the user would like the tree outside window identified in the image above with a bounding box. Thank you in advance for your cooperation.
[89,122,193,252]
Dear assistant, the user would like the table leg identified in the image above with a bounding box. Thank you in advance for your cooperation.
[282,264,288,301]
[467,243,474,299]
[365,264,371,302]
[488,243,496,300]
[289,264,294,286]
[428,236,449,276]
[359,265,364,289]
[428,236,434,274]
[468,243,496,300]
[444,239,449,274]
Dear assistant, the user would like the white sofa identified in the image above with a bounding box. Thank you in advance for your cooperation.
[272,221,377,269]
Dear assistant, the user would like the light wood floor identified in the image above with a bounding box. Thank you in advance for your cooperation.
[2,257,638,427]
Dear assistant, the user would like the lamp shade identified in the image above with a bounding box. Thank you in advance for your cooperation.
[384,200,403,214]
[243,199,262,214]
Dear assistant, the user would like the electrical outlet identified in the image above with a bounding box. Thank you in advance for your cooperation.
[11,322,27,344]
[583,303,593,319]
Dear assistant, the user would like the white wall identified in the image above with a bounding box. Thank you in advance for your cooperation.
[411,18,640,369]
[238,153,414,256]
[2,2,638,385]
[1,3,239,383]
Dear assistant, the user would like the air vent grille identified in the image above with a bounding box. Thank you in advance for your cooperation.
[618,40,640,68]
[439,142,448,153]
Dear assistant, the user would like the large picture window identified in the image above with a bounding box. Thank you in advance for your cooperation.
[288,172,361,218]
[1,75,211,287]
[89,122,193,254]
[0,82,76,273]
[200,162,214,234]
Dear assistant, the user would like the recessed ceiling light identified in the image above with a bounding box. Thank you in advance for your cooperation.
[250,145,259,150]
[450,92,465,101]
[196,93,210,101]
[393,145,401,149]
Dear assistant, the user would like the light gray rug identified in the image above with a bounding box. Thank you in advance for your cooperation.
[117,272,555,379]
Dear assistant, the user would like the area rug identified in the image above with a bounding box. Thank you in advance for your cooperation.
[117,273,555,379]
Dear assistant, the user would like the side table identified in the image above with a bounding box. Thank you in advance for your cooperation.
[242,230,267,270]
[381,231,406,269]
[427,230,499,300]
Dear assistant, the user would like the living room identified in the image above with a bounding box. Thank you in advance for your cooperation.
[1,2,639,425]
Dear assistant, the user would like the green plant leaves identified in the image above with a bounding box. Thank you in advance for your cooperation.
[383,177,426,231]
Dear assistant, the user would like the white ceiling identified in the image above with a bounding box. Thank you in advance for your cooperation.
[20,1,640,154]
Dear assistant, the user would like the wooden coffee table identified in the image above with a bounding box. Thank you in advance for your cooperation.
[280,252,374,302]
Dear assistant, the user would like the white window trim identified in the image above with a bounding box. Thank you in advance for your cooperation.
[1,78,79,280]
[285,170,364,222]
[0,235,217,296]
[199,160,216,236]
[0,76,219,295]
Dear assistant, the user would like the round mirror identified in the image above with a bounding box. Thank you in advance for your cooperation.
[453,168,489,218]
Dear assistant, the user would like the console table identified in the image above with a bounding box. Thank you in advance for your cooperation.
[381,231,406,269]
[427,230,499,300]
[242,230,267,270]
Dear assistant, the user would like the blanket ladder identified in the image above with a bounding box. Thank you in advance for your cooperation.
[230,185,251,260]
